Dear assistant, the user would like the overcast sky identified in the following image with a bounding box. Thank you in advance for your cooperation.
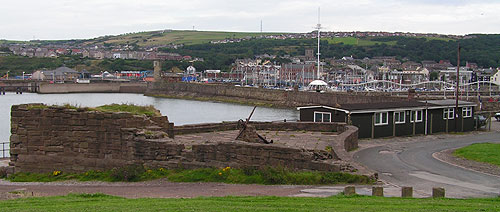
[1,0,498,41]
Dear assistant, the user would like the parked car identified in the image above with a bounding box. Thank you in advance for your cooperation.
[495,112,500,122]
[474,114,487,128]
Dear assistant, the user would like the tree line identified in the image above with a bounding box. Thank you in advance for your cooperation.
[1,34,499,76]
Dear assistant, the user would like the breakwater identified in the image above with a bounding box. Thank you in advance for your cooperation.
[146,82,404,108]
[38,82,147,94]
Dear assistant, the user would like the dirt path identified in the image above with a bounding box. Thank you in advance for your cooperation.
[0,179,312,200]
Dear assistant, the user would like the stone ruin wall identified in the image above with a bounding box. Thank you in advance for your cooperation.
[8,104,358,174]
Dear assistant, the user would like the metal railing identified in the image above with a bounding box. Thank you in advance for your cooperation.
[0,142,9,158]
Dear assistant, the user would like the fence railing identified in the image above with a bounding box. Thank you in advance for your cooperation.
[0,142,9,158]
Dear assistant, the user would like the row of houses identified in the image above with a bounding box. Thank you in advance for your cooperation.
[8,46,198,61]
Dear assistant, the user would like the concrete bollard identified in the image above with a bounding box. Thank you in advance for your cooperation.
[344,186,356,196]
[401,187,413,198]
[432,187,445,198]
[372,186,384,197]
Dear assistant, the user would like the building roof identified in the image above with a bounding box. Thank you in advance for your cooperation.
[297,100,477,113]
[425,100,477,107]
[339,101,428,111]
[54,66,78,73]
[309,80,327,86]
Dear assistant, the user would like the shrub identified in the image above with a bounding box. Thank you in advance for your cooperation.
[109,165,146,182]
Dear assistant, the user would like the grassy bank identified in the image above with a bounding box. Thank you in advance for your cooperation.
[93,104,161,117]
[26,103,161,117]
[4,166,373,185]
[1,193,499,211]
[453,143,500,167]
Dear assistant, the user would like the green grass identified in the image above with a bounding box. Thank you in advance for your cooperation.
[89,30,285,46]
[453,143,500,167]
[25,103,162,117]
[93,104,161,117]
[0,193,499,211]
[324,37,397,46]
[5,166,373,185]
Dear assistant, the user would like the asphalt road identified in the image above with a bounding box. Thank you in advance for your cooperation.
[354,131,500,198]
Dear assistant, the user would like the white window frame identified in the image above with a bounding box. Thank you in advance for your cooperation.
[410,110,423,123]
[394,111,405,124]
[462,107,472,118]
[313,112,331,123]
[443,108,455,120]
[375,112,389,126]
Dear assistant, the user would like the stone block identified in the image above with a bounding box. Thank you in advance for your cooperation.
[432,187,445,198]
[44,146,64,152]
[10,135,20,144]
[344,186,356,196]
[401,187,413,198]
[372,187,384,197]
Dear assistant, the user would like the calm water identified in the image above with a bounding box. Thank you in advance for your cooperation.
[0,92,298,143]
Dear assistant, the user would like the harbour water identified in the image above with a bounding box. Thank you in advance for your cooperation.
[0,92,298,156]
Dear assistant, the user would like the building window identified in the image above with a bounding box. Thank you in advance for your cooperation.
[410,110,423,122]
[443,108,455,120]
[394,111,405,124]
[314,112,331,122]
[462,107,472,118]
[375,112,388,125]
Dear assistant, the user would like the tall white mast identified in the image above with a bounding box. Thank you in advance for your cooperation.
[316,7,322,80]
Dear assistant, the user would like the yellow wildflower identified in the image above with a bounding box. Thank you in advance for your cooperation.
[218,172,222,175]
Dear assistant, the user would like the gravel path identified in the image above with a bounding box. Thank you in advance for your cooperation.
[0,179,312,200]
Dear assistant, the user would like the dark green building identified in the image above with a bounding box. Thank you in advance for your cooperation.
[297,100,477,139]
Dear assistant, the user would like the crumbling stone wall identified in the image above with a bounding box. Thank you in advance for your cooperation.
[9,104,354,174]
[174,121,345,135]
[9,104,173,173]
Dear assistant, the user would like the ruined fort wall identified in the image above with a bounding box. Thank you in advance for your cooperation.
[174,121,345,135]
[146,82,403,107]
[9,104,356,174]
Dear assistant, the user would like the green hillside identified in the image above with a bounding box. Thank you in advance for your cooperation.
[84,30,285,46]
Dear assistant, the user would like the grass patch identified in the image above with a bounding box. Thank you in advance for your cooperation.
[25,103,161,117]
[89,30,285,46]
[93,104,161,117]
[0,193,499,211]
[4,166,373,185]
[453,143,500,167]
[324,37,397,46]
[26,104,49,110]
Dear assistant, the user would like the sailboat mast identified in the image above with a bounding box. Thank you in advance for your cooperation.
[316,7,321,80]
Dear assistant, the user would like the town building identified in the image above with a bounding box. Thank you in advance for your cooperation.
[297,99,476,138]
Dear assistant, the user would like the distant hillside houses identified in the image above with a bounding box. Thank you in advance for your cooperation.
[8,45,197,61]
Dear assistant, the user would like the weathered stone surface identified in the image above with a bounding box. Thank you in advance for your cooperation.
[8,103,358,175]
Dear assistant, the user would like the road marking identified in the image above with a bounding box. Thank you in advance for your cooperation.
[409,171,499,194]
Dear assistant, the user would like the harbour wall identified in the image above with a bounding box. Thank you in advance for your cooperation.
[146,82,404,107]
[38,82,147,94]
[7,104,360,174]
